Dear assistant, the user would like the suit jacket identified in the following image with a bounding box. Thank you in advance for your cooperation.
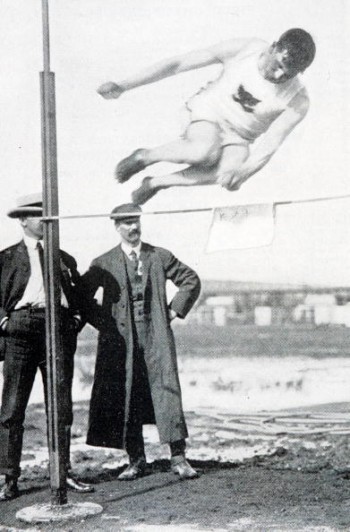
[81,242,201,448]
[0,239,81,360]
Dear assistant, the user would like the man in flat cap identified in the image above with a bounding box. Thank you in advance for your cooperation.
[0,193,93,501]
[81,203,200,480]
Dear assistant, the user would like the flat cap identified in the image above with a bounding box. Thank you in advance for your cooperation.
[110,203,142,221]
[7,192,43,218]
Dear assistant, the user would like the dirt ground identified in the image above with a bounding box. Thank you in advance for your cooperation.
[2,401,350,531]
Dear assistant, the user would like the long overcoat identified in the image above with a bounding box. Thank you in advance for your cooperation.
[82,242,201,449]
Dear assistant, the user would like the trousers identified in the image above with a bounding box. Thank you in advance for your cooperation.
[0,307,77,478]
[125,320,186,461]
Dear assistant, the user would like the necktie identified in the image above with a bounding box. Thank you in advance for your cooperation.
[130,250,138,272]
[36,241,44,276]
[130,250,142,277]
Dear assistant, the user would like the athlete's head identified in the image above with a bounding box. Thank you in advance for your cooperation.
[262,28,316,84]
[275,28,316,73]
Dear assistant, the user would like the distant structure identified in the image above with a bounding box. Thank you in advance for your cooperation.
[186,280,350,327]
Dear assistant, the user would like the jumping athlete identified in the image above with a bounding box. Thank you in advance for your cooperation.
[98,28,316,204]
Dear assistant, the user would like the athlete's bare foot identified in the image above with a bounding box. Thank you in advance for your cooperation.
[131,177,160,205]
[115,149,148,183]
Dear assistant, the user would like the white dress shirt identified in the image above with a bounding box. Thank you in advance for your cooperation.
[121,242,141,259]
[121,242,143,276]
[15,236,46,309]
[15,236,68,309]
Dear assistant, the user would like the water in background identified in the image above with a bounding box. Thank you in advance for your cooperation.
[1,324,350,413]
[179,355,350,413]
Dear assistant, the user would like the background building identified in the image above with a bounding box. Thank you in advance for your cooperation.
[189,281,350,327]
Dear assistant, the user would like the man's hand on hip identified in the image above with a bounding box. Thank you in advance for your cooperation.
[0,317,9,333]
[168,309,178,321]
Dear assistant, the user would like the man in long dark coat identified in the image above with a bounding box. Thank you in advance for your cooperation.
[82,203,201,480]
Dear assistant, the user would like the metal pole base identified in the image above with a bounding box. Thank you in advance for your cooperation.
[16,502,103,523]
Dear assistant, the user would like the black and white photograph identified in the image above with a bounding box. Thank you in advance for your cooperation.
[0,0,350,529]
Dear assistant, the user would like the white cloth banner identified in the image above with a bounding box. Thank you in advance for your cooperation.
[206,203,276,252]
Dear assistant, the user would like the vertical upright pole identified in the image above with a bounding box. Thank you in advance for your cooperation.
[40,0,68,505]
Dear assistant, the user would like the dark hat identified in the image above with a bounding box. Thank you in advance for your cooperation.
[7,192,43,218]
[110,203,142,221]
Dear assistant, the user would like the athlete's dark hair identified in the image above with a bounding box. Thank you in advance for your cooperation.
[276,28,316,72]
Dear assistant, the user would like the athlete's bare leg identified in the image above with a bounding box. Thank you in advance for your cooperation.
[116,121,222,182]
[215,144,249,189]
[146,121,222,165]
[131,166,216,204]
[131,144,250,204]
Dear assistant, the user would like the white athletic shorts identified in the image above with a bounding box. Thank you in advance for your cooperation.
[184,98,251,148]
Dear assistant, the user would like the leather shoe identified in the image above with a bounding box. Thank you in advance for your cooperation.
[171,456,198,480]
[118,458,146,480]
[0,480,19,501]
[66,476,94,493]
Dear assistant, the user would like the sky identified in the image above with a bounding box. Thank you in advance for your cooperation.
[0,0,349,285]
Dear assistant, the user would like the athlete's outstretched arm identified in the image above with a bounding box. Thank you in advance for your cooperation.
[220,89,310,191]
[97,38,255,99]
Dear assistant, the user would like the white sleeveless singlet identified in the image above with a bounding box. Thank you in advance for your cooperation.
[186,41,304,145]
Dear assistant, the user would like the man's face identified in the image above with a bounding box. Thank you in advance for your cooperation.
[115,217,141,246]
[20,216,44,240]
[262,44,300,84]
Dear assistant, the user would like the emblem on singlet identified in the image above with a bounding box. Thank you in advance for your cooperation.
[232,84,261,113]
